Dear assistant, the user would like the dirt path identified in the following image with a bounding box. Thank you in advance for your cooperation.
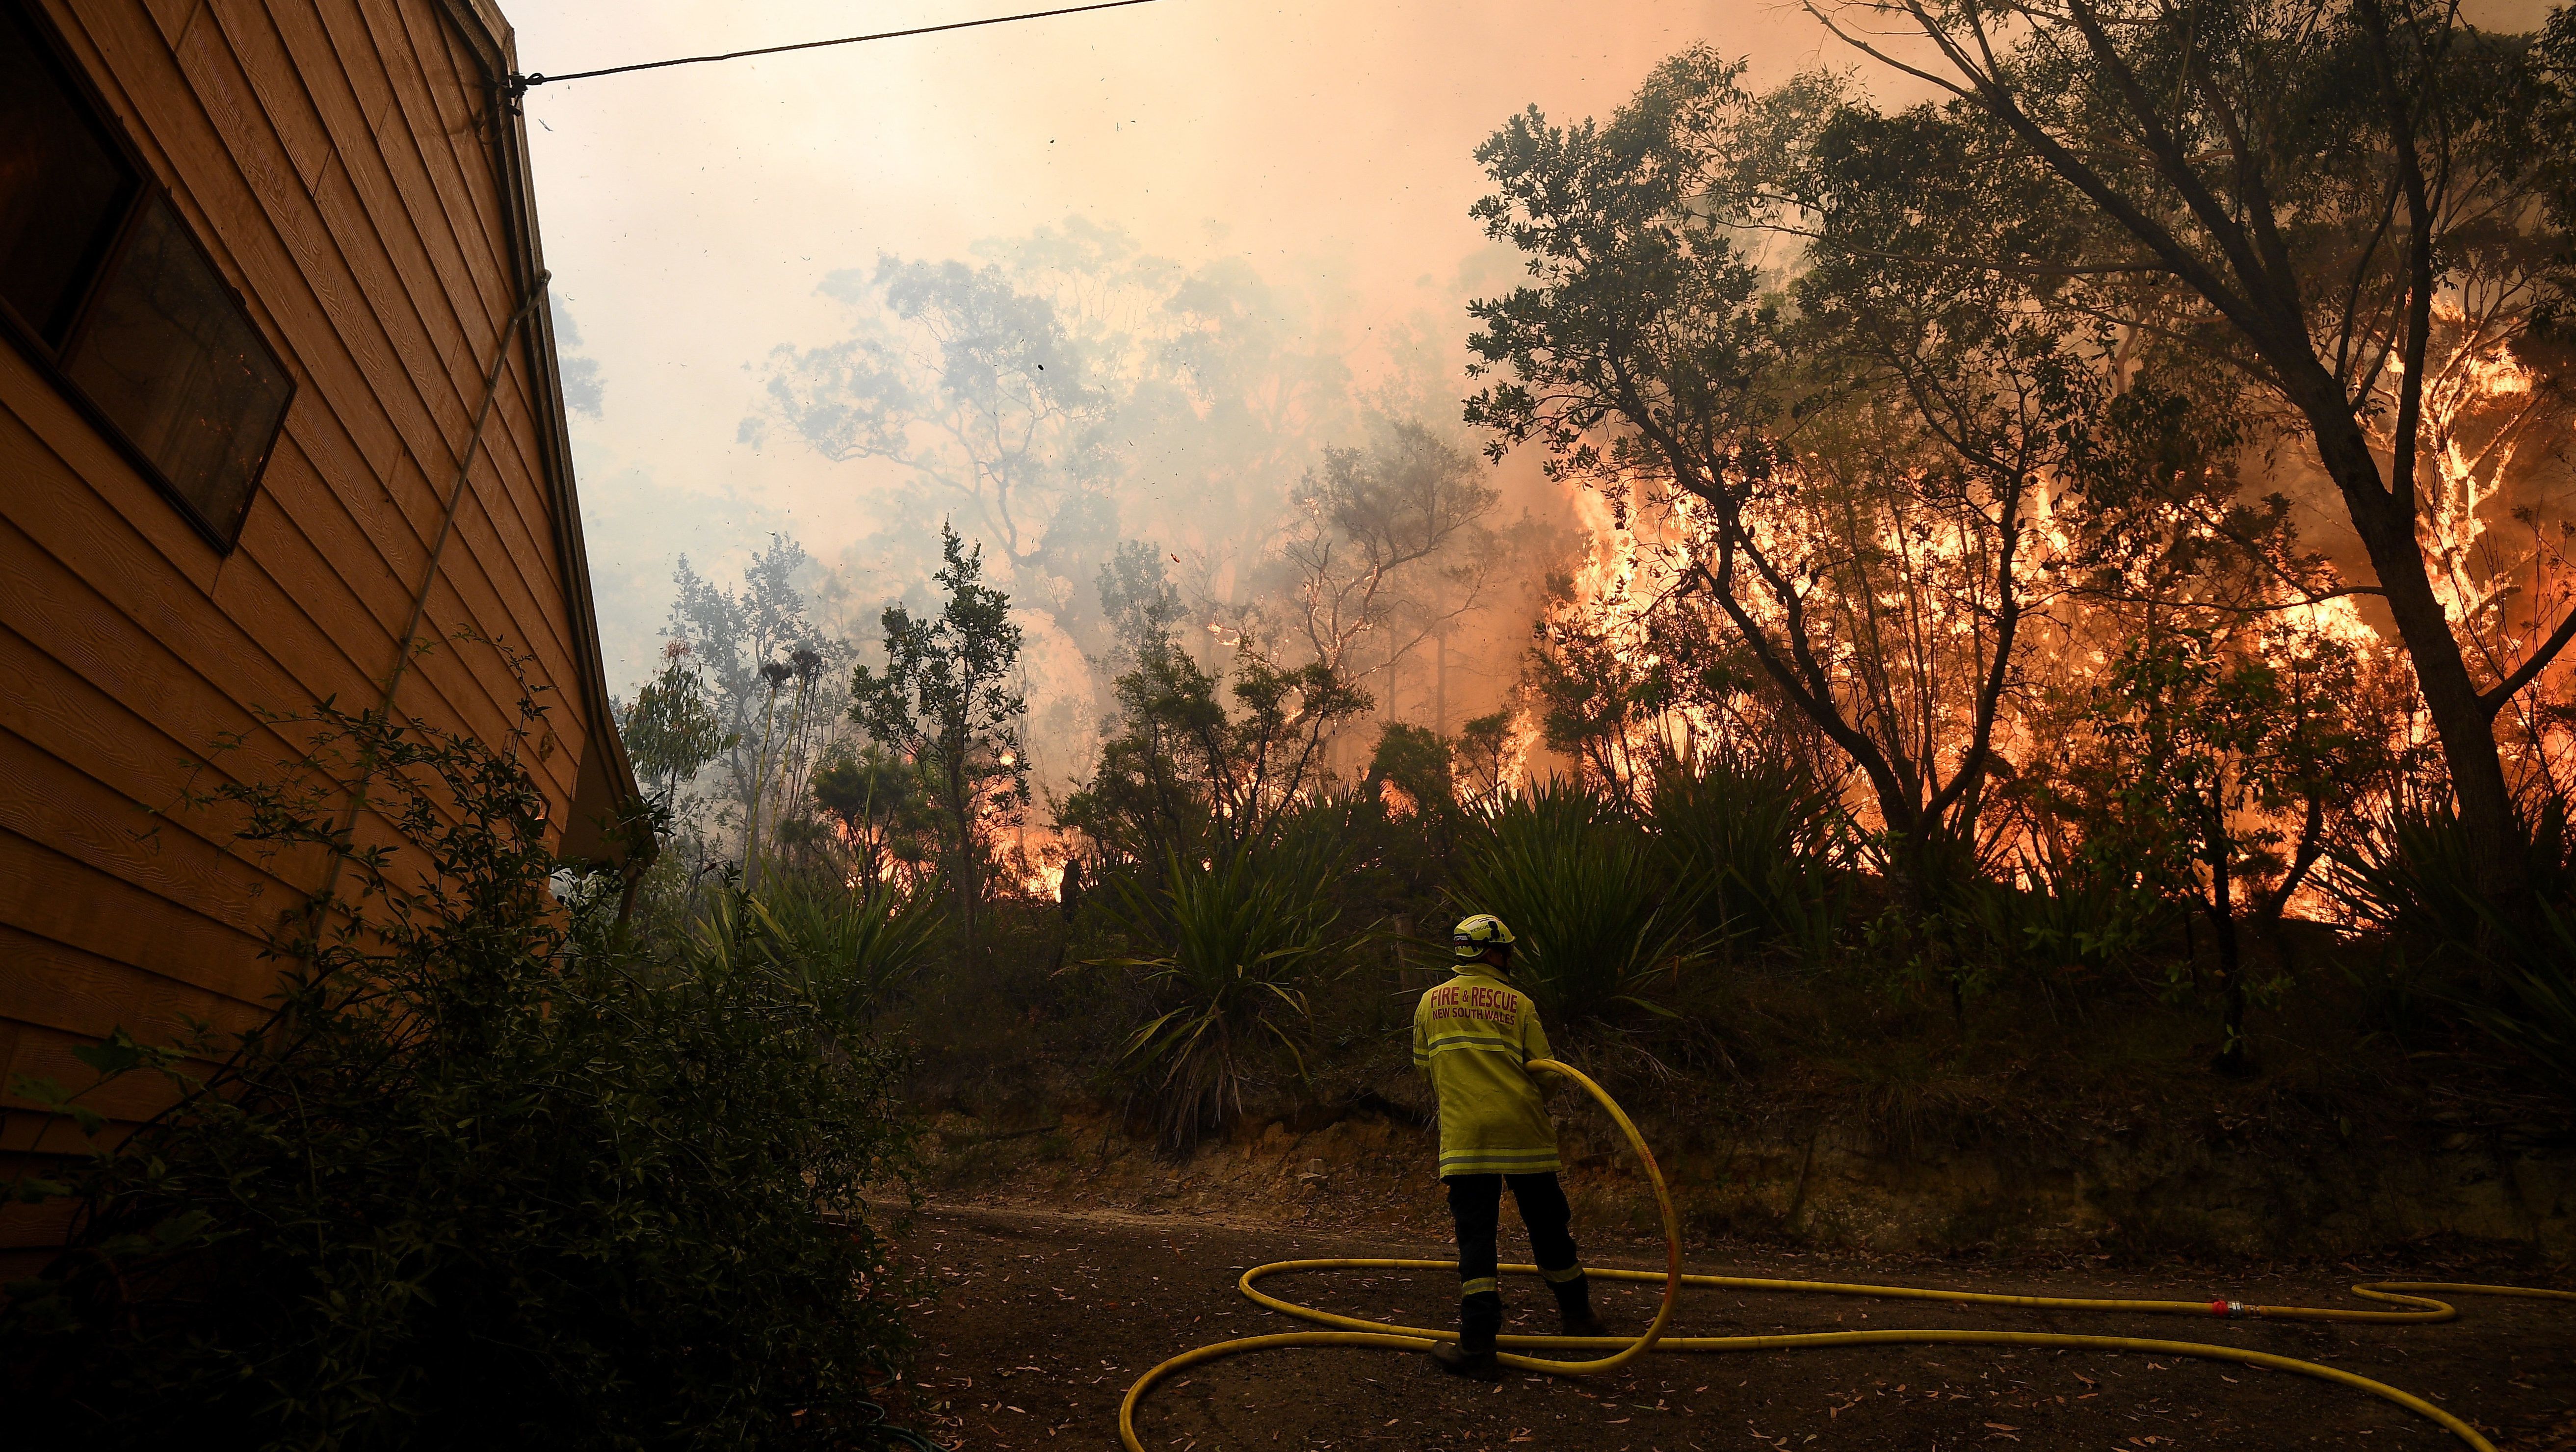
[883,1201,2576,1452]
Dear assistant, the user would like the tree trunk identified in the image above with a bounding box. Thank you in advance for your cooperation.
[2206,844,2250,1077]
[614,859,646,931]
[2298,381,2525,905]
[744,685,782,893]
[1434,630,1449,735]
[949,753,980,965]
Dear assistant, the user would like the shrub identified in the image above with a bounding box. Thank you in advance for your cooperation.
[2329,793,2574,956]
[1929,817,2178,992]
[1647,750,1854,963]
[687,867,948,1021]
[1451,778,1703,1027]
[2329,793,2576,1100]
[1099,836,1347,1146]
[2459,906,2576,1098]
[0,678,923,1450]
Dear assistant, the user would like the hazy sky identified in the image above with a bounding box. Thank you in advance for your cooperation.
[508,0,2556,700]
[508,0,1891,693]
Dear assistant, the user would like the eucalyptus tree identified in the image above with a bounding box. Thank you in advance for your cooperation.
[757,223,1363,679]
[1068,540,1375,868]
[1061,631,1372,871]
[1272,420,1508,731]
[661,535,837,847]
[1465,49,2108,908]
[769,255,1102,572]
[1816,0,2576,898]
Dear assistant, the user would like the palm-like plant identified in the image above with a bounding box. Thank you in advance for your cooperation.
[2329,795,2574,959]
[685,874,946,1022]
[2459,904,2576,1100]
[1647,751,1855,964]
[758,872,949,1018]
[1101,839,1345,1146]
[1452,778,1702,1026]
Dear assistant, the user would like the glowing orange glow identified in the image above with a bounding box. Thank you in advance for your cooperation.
[1025,859,1068,901]
[1526,328,2572,892]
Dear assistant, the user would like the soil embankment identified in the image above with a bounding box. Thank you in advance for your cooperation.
[919,1098,2576,1260]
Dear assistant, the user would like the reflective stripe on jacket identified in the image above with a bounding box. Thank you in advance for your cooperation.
[1412,968,1558,1177]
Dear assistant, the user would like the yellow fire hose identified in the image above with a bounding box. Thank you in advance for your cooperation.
[1118,1060,2574,1452]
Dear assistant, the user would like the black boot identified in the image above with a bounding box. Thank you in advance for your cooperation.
[1550,1270,1609,1339]
[1430,1291,1503,1379]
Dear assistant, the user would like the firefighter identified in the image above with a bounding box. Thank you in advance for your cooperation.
[1412,912,1608,1377]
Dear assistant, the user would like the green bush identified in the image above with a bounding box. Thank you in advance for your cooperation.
[1964,840,2177,985]
[1099,836,1347,1146]
[687,867,948,1021]
[0,683,924,1451]
[2328,793,2576,1100]
[1647,751,1853,964]
[2329,793,2574,955]
[1452,778,1703,1027]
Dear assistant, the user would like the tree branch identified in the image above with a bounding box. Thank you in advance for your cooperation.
[2479,600,2576,716]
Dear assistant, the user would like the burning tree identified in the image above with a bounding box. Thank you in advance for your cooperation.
[1816,0,2576,905]
[2053,622,2401,1071]
[1465,49,2103,912]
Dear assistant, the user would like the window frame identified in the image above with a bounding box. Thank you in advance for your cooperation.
[0,0,298,556]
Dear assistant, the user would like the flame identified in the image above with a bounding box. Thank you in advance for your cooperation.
[1530,478,1741,789]
[1008,822,1073,901]
[2371,292,2571,726]
[1527,360,2555,903]
[1377,778,1419,819]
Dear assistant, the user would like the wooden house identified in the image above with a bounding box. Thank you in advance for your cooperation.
[0,0,639,1263]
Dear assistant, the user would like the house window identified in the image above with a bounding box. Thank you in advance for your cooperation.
[0,13,132,343]
[0,3,294,551]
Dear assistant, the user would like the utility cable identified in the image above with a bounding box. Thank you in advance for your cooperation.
[1118,1060,2575,1452]
[507,0,1171,98]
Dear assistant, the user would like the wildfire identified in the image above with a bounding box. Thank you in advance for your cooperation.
[1531,477,1745,785]
[1525,352,2553,888]
[1012,822,1072,901]
[1024,859,1068,901]
[2376,294,2570,710]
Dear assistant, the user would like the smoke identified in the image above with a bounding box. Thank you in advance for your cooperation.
[694,216,1573,802]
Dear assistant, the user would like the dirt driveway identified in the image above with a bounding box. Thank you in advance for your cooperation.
[883,1202,2575,1452]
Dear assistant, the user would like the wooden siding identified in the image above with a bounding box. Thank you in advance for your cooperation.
[0,0,632,1261]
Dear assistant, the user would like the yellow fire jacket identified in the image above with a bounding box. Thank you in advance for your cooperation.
[1412,968,1560,1177]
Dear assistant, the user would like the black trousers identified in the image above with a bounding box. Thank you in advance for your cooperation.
[1444,1171,1580,1294]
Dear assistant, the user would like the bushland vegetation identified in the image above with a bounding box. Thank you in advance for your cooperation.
[1,651,927,1449]
[602,4,2576,1187]
[8,4,2576,1443]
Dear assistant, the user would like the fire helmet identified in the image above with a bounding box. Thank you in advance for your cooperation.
[1451,912,1516,960]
